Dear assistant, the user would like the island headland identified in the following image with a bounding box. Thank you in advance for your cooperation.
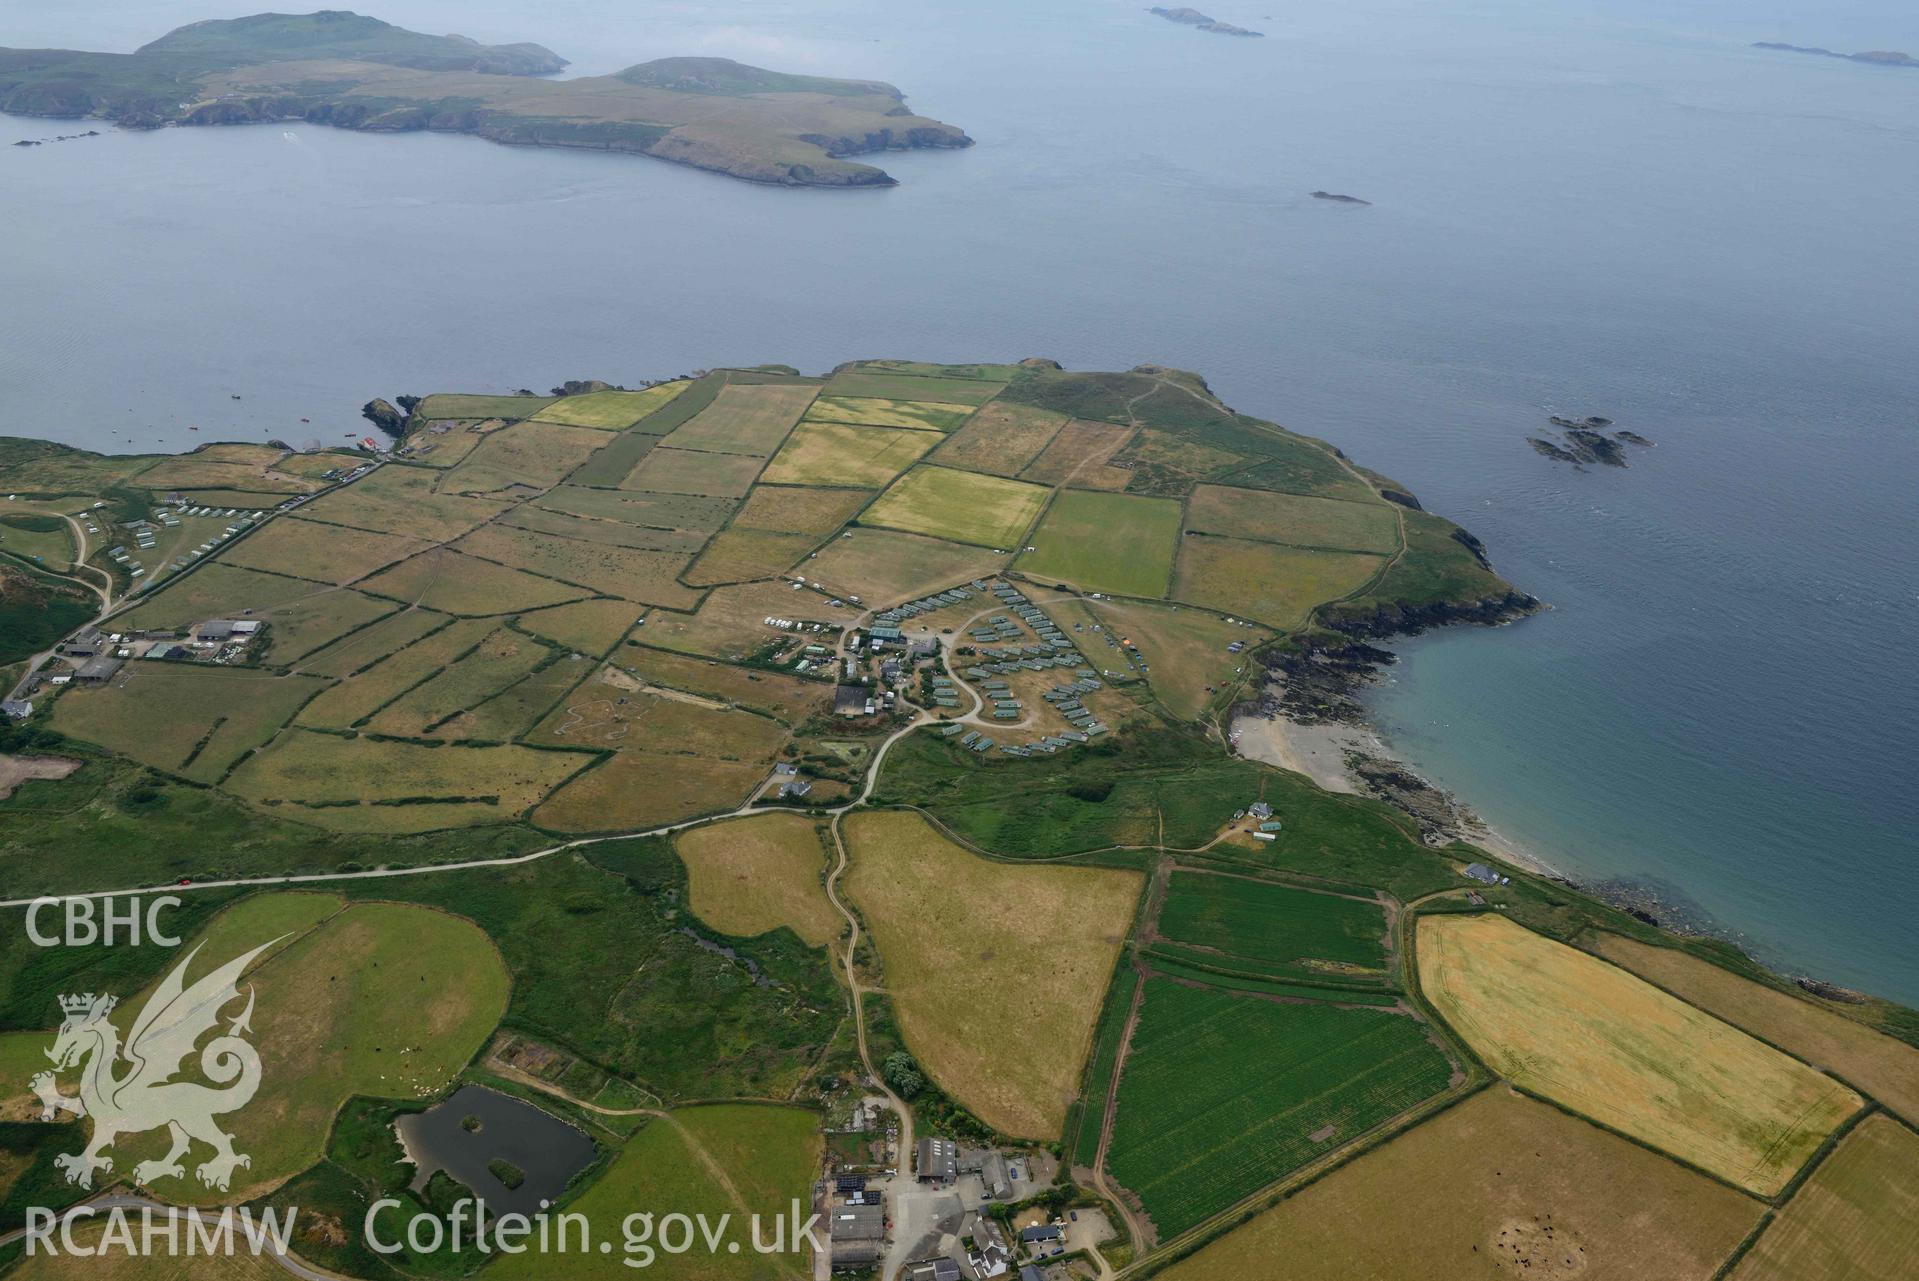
[0,10,973,187]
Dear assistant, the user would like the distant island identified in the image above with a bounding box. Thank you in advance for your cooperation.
[1311,190,1371,206]
[1753,42,1918,70]
[1150,8,1264,38]
[0,10,973,187]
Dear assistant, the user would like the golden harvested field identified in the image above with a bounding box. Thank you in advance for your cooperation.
[1174,535,1385,630]
[413,392,556,420]
[1185,484,1401,554]
[296,617,496,727]
[1592,936,1919,1127]
[533,750,772,832]
[1080,598,1267,719]
[294,605,450,677]
[1733,1113,1919,1281]
[660,382,818,456]
[622,446,765,498]
[363,625,551,737]
[501,502,709,552]
[50,665,325,784]
[859,465,1050,548]
[623,645,831,722]
[219,515,429,585]
[357,546,590,614]
[456,524,702,608]
[297,464,508,541]
[536,485,739,532]
[1158,1087,1763,1281]
[803,528,1010,604]
[824,369,1005,404]
[515,597,648,655]
[760,421,940,489]
[731,484,871,535]
[438,420,610,494]
[1419,914,1862,1195]
[676,813,838,946]
[1019,418,1135,487]
[685,529,818,585]
[113,562,326,631]
[229,728,592,827]
[530,382,690,429]
[842,810,1142,1137]
[636,580,840,659]
[930,400,1069,476]
[806,395,975,432]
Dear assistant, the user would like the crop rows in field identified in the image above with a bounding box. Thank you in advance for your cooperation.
[1106,978,1452,1239]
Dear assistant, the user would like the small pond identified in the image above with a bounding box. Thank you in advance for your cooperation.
[397,1084,597,1217]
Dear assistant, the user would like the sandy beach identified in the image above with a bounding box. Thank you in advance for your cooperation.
[1230,710,1563,879]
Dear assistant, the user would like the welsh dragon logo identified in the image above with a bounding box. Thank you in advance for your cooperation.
[30,939,278,1192]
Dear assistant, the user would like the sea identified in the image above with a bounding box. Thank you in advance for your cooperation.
[2,0,1915,999]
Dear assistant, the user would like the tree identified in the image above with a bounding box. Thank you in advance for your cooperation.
[882,1051,924,1099]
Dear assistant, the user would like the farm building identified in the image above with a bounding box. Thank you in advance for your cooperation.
[74,655,124,685]
[1,699,32,720]
[831,1239,883,1269]
[916,1136,959,1183]
[834,685,874,717]
[905,1260,961,1281]
[835,1173,867,1194]
[829,1204,885,1241]
[1248,801,1273,820]
[980,1151,1012,1200]
[1463,862,1500,885]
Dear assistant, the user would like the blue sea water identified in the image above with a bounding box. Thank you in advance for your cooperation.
[1,0,1915,997]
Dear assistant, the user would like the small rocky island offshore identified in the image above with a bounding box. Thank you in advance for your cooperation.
[1753,42,1918,70]
[1311,191,1371,205]
[1150,8,1265,37]
[0,10,972,188]
[1528,415,1654,468]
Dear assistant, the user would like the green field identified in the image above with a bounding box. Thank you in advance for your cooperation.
[363,625,553,737]
[515,598,649,656]
[1175,535,1385,631]
[437,420,610,494]
[660,382,817,455]
[823,369,1005,404]
[1733,1113,1919,1281]
[228,728,593,831]
[220,516,428,586]
[806,395,975,432]
[112,562,326,631]
[357,547,591,614]
[456,524,702,608]
[858,465,1049,549]
[1185,484,1400,554]
[500,502,708,552]
[530,383,690,429]
[488,1104,821,1280]
[295,465,508,541]
[1071,964,1140,1167]
[1019,490,1182,596]
[0,562,94,665]
[802,528,1009,604]
[49,665,325,784]
[685,529,818,585]
[1106,979,1454,1240]
[930,400,1069,476]
[1155,872,1390,982]
[621,446,765,498]
[760,420,940,489]
[297,617,495,727]
[729,484,870,535]
[412,393,556,421]
[536,485,739,532]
